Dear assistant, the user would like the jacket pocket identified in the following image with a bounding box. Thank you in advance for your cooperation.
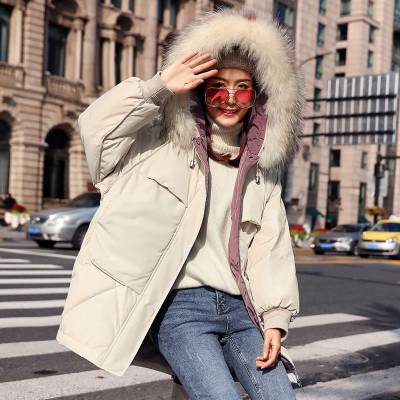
[88,149,189,295]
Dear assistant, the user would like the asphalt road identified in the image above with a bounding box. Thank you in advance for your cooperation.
[0,239,399,400]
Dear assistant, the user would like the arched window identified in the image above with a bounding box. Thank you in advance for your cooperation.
[42,129,69,200]
[0,120,10,194]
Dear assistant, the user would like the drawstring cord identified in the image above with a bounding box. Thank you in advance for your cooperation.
[255,161,261,185]
[189,144,196,169]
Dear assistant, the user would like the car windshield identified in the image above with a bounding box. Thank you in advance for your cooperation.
[331,225,362,233]
[65,193,101,208]
[370,222,400,232]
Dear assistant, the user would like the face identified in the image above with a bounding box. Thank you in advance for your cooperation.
[204,68,254,128]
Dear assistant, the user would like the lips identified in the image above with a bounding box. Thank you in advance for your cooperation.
[219,108,239,116]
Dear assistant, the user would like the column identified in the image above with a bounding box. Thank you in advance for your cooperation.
[82,0,99,98]
[9,2,24,64]
[109,35,116,88]
[123,35,136,79]
[73,19,84,81]
[143,0,158,79]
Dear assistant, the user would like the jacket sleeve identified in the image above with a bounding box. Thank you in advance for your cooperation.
[245,176,299,342]
[78,72,174,187]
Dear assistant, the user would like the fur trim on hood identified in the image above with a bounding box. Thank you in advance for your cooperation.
[161,8,305,172]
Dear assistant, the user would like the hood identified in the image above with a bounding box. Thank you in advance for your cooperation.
[32,206,97,218]
[161,8,305,172]
[362,231,400,241]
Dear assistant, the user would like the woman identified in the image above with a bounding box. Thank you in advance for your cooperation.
[56,9,304,399]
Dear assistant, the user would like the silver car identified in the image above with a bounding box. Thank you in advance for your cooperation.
[26,192,100,249]
[311,223,372,256]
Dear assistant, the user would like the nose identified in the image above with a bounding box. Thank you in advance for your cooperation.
[227,90,235,105]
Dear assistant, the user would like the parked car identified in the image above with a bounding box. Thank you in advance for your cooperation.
[311,223,372,256]
[358,219,400,259]
[26,192,100,250]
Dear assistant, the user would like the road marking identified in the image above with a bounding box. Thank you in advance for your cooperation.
[290,328,400,361]
[0,339,68,358]
[0,259,29,263]
[0,315,61,328]
[0,248,76,260]
[296,365,400,400]
[0,287,68,295]
[0,299,65,310]
[0,270,71,276]
[0,264,63,269]
[0,278,70,284]
[0,365,170,400]
[290,313,369,329]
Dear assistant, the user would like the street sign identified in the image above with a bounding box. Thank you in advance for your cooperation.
[325,72,399,145]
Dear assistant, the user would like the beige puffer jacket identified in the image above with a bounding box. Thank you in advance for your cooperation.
[56,9,304,382]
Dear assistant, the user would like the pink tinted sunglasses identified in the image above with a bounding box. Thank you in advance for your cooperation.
[205,87,257,109]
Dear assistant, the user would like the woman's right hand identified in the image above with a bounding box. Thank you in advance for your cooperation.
[160,51,218,95]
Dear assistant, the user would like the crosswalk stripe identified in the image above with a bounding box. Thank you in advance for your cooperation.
[290,328,400,361]
[0,312,367,331]
[0,299,65,310]
[0,270,71,275]
[0,339,68,358]
[0,259,29,263]
[0,248,76,260]
[296,365,400,400]
[0,365,170,400]
[0,264,63,269]
[290,313,369,329]
[0,278,70,284]
[0,287,69,295]
[2,327,399,361]
[0,315,61,328]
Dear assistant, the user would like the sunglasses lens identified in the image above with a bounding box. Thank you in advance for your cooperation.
[206,88,229,107]
[235,90,256,108]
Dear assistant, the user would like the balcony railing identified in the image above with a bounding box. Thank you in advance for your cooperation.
[0,62,24,88]
[45,73,84,102]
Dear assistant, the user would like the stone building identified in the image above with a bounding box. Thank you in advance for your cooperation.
[1,0,400,224]
[0,0,245,211]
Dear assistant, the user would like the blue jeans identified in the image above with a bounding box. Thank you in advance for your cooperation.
[149,286,296,400]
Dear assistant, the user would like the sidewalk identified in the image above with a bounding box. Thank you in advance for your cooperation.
[0,225,27,241]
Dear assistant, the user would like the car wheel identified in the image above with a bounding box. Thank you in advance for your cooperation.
[314,250,324,255]
[359,254,369,258]
[349,243,359,256]
[35,240,56,249]
[72,224,89,250]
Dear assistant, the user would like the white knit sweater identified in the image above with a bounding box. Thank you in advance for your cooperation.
[172,117,243,295]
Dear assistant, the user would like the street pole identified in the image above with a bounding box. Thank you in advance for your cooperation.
[373,144,382,224]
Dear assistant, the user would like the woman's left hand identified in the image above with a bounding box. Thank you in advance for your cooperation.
[256,328,282,369]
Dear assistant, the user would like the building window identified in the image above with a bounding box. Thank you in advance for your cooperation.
[336,23,348,41]
[340,0,351,15]
[128,0,135,12]
[312,123,320,146]
[367,50,374,68]
[308,163,319,192]
[0,5,11,62]
[319,0,326,15]
[0,120,10,194]
[335,48,347,66]
[157,0,165,24]
[330,149,341,167]
[369,25,376,44]
[111,0,122,8]
[334,72,346,77]
[361,151,368,169]
[358,182,367,221]
[275,2,295,33]
[367,0,374,17]
[47,24,68,77]
[317,23,325,47]
[315,55,323,79]
[314,87,322,111]
[115,42,123,84]
[170,0,180,29]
